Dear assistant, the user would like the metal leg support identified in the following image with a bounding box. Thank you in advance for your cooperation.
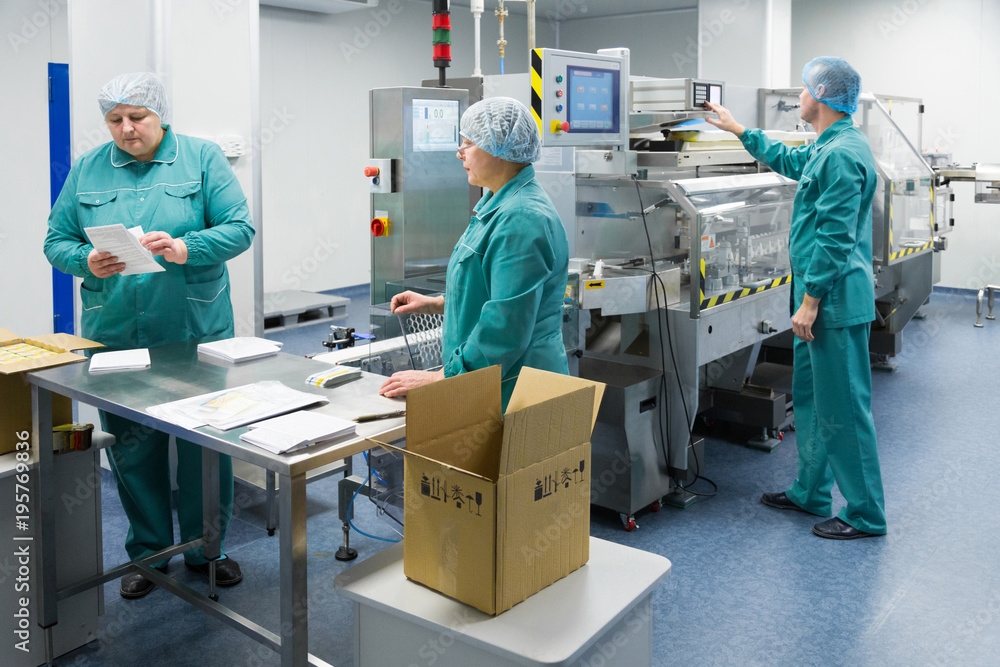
[336,475,369,561]
[266,470,277,536]
[202,448,221,601]
[32,386,57,666]
[975,285,999,327]
[278,471,309,666]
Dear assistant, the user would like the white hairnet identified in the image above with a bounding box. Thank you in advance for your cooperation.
[802,57,860,115]
[460,97,540,164]
[98,72,169,124]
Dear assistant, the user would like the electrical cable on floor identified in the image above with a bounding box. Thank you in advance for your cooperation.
[347,464,401,543]
[631,175,717,498]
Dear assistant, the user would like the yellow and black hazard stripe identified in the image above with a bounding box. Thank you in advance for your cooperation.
[889,241,932,261]
[530,49,543,131]
[699,258,791,310]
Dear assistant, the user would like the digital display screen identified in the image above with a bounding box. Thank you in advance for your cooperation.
[692,82,722,108]
[566,66,619,133]
[412,99,460,152]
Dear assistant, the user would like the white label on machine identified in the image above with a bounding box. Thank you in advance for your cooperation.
[537,146,564,167]
[701,234,716,252]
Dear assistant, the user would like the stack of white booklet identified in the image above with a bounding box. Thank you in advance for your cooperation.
[239,410,357,454]
[147,381,328,430]
[197,337,283,363]
[89,349,151,374]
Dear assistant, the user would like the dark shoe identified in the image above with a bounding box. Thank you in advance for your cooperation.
[760,492,807,512]
[185,557,243,587]
[120,572,155,599]
[812,517,882,540]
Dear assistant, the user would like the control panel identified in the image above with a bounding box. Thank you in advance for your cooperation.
[532,48,630,148]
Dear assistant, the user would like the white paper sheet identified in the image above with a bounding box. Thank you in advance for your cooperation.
[146,381,328,431]
[88,349,151,374]
[84,224,165,275]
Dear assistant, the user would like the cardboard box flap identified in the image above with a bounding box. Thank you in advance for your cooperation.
[505,367,606,433]
[0,328,21,344]
[0,352,87,376]
[407,365,504,480]
[31,333,105,352]
[499,385,596,475]
[380,442,495,484]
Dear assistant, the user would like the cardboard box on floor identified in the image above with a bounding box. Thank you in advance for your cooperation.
[390,365,605,616]
[0,329,103,455]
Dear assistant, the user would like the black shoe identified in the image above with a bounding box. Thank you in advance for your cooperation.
[812,517,882,540]
[760,492,807,512]
[185,557,243,587]
[120,572,156,599]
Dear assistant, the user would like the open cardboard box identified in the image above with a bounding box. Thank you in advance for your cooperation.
[382,365,605,616]
[0,329,103,455]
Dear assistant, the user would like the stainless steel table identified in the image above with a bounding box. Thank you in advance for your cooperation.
[28,341,405,667]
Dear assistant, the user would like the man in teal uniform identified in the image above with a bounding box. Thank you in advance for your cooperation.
[380,97,569,410]
[45,73,255,596]
[707,57,887,539]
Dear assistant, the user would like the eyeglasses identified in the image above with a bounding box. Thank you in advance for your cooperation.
[456,143,474,156]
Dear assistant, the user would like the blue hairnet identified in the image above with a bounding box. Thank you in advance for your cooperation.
[98,72,170,124]
[802,57,861,114]
[460,97,540,164]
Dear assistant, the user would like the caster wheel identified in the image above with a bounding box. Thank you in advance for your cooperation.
[649,500,661,513]
[267,529,275,537]
[778,432,784,441]
[619,513,637,532]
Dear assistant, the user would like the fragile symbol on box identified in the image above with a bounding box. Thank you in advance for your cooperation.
[534,459,586,501]
[420,473,483,516]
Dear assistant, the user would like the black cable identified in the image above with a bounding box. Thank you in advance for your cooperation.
[631,175,717,498]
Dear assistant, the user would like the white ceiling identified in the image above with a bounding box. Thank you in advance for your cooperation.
[425,0,697,21]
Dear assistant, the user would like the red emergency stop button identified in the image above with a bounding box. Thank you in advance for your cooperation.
[560,121,570,132]
[364,166,380,177]
[556,90,564,98]
[371,217,389,237]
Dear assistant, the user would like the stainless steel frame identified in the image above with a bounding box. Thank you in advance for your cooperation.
[29,343,404,667]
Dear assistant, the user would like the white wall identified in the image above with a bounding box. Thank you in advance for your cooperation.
[790,0,1000,290]
[0,0,70,335]
[556,9,699,79]
[259,0,556,294]
[699,0,790,87]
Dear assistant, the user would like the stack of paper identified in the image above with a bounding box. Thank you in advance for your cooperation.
[305,364,362,388]
[83,224,165,275]
[239,410,357,454]
[89,349,151,374]
[146,381,328,430]
[198,337,283,363]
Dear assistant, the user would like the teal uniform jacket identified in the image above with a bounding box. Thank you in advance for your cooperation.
[740,116,877,328]
[442,165,570,410]
[44,125,254,348]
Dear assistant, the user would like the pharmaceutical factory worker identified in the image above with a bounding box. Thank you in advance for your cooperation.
[44,72,254,598]
[705,57,886,540]
[380,97,570,410]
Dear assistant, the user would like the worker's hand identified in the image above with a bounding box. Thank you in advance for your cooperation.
[792,294,820,342]
[87,249,126,279]
[141,231,188,264]
[704,101,746,137]
[390,291,445,315]
[379,369,445,398]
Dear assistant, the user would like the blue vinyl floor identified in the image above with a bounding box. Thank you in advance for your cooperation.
[55,287,1000,666]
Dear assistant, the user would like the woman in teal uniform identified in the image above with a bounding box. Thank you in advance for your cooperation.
[44,73,255,596]
[706,57,887,539]
[380,97,569,410]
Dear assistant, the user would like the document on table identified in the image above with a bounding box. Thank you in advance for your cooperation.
[239,410,357,454]
[83,224,165,275]
[88,348,151,373]
[146,381,329,431]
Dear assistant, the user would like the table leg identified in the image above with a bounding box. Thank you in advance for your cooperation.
[202,448,221,601]
[31,385,56,665]
[278,471,308,666]
[266,470,277,536]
